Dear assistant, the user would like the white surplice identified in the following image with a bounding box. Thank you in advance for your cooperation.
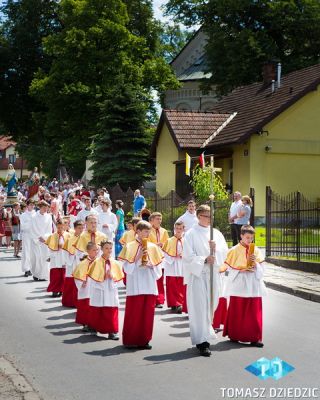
[123,254,162,296]
[163,241,183,277]
[88,277,119,307]
[30,211,53,280]
[175,211,198,232]
[20,209,36,272]
[183,224,228,345]
[48,236,66,269]
[97,211,118,257]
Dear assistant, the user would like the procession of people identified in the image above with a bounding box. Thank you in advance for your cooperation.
[0,173,265,357]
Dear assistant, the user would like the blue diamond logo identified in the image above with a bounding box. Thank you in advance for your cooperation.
[245,357,294,380]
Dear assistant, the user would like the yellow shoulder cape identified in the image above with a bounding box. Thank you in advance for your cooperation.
[63,233,81,255]
[87,257,124,282]
[74,231,107,253]
[221,243,264,272]
[46,232,70,251]
[118,240,163,266]
[149,227,169,245]
[72,257,95,281]
[162,236,183,257]
[119,230,136,245]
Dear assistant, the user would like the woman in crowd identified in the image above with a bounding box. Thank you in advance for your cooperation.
[237,195,253,227]
[115,200,125,258]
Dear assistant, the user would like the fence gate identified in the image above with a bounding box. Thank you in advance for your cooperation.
[265,186,320,264]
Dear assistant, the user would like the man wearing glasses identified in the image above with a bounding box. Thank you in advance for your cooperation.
[183,205,228,357]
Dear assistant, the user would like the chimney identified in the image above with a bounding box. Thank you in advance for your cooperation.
[277,62,282,88]
[262,60,278,85]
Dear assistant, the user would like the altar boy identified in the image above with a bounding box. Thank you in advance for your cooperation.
[148,212,169,308]
[163,221,185,313]
[222,225,266,347]
[118,221,163,349]
[46,220,70,297]
[87,240,123,339]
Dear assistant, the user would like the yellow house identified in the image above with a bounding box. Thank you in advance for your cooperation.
[151,63,320,221]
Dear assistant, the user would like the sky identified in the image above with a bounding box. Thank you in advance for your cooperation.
[153,0,169,22]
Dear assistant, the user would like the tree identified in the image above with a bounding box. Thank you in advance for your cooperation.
[30,0,178,177]
[191,164,230,233]
[160,23,193,63]
[165,0,320,96]
[0,0,60,170]
[191,164,228,203]
[90,81,153,188]
[164,0,204,27]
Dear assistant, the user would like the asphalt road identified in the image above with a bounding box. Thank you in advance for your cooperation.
[0,247,319,400]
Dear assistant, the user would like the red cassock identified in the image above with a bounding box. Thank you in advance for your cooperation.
[47,268,66,293]
[88,307,118,334]
[212,297,228,329]
[75,298,90,326]
[156,271,165,305]
[166,276,185,307]
[61,277,78,307]
[223,296,263,342]
[122,295,156,346]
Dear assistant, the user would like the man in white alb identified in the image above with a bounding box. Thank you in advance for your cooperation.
[175,200,198,232]
[183,205,228,357]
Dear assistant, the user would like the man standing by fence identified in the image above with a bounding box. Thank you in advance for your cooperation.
[133,189,146,217]
[229,191,243,246]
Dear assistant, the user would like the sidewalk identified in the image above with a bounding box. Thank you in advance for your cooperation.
[0,357,41,400]
[264,262,320,303]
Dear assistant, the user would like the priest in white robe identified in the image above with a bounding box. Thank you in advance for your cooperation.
[29,201,53,281]
[183,204,228,357]
[20,200,36,277]
[97,199,118,257]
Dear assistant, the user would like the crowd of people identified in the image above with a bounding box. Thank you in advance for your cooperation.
[0,180,265,357]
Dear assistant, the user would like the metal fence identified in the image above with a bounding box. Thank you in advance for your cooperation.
[107,184,252,240]
[266,186,320,263]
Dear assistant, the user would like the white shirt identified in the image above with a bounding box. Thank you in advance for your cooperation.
[77,208,98,222]
[229,200,243,224]
[175,210,198,232]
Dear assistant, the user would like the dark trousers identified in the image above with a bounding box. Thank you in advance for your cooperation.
[63,202,67,216]
[231,224,242,246]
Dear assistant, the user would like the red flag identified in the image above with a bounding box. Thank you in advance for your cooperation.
[199,152,205,168]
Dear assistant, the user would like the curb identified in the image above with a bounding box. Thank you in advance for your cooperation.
[0,356,42,400]
[265,281,320,303]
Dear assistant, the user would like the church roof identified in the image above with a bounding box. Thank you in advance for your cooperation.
[176,55,212,81]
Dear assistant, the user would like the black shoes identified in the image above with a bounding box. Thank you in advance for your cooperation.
[108,333,119,340]
[24,271,32,277]
[196,342,211,357]
[250,342,264,348]
[140,343,152,350]
[155,304,163,308]
[33,276,39,281]
[125,343,152,350]
[52,292,59,298]
[176,305,183,314]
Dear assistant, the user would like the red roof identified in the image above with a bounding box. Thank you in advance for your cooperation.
[0,136,16,151]
[151,110,235,153]
[210,63,320,146]
[152,63,320,154]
